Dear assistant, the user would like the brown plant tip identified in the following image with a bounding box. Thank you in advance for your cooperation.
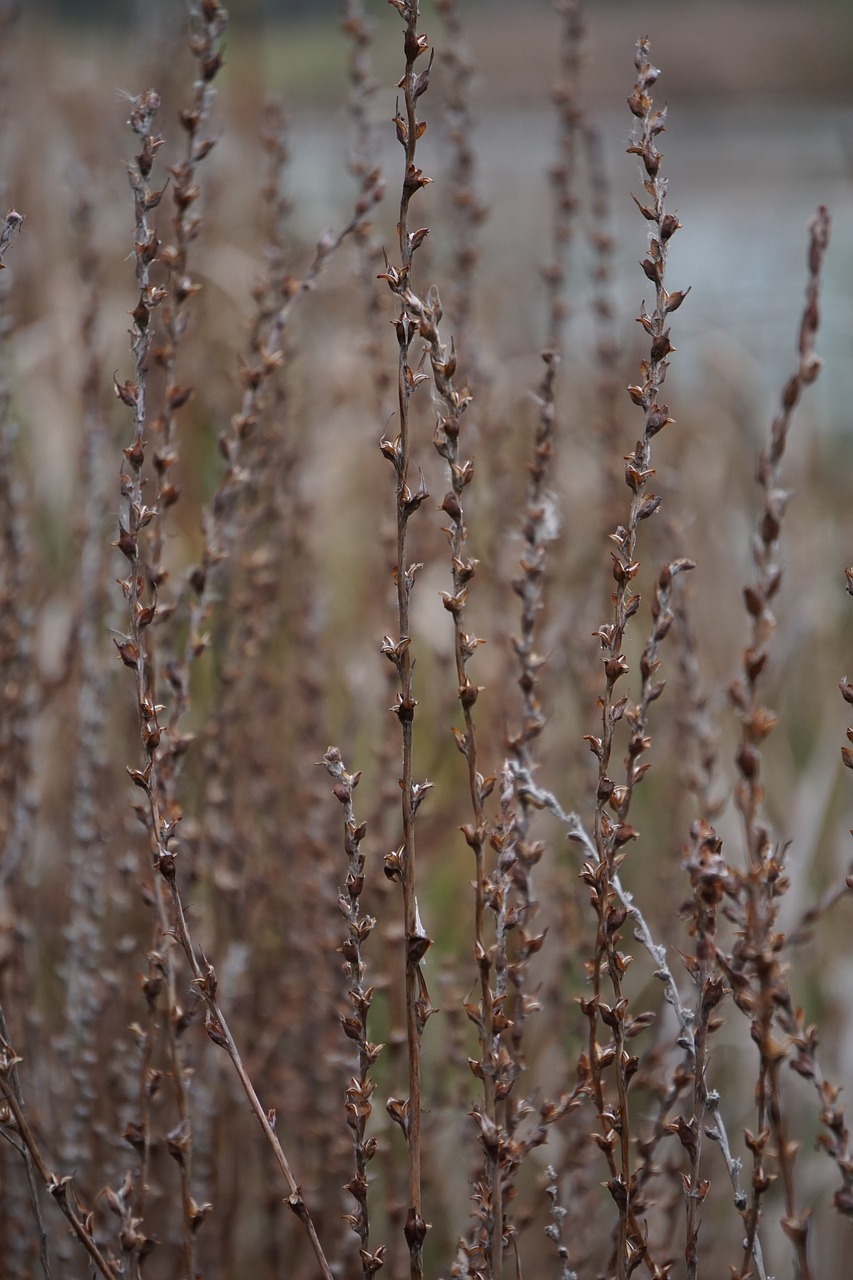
[0,206,22,268]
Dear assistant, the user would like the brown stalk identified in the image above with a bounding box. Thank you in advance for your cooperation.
[727,206,830,1280]
[323,748,386,1280]
[506,349,561,948]
[677,822,729,1279]
[0,203,33,892]
[117,68,336,1280]
[341,0,391,416]
[155,863,334,1279]
[148,1,228,843]
[117,69,212,1269]
[57,187,115,1274]
[783,650,853,1218]
[732,207,831,862]
[582,39,688,1278]
[583,117,623,505]
[545,0,584,354]
[389,121,501,1276]
[0,1002,51,1280]
[146,0,228,621]
[114,82,171,1258]
[0,1017,114,1279]
[497,352,565,1249]
[672,589,725,823]
[435,0,487,366]
[376,6,441,1277]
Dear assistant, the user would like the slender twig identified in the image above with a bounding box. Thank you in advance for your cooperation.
[323,748,386,1280]
[435,0,487,367]
[378,5,437,1276]
[115,81,196,1265]
[0,1003,51,1280]
[544,1165,579,1280]
[1,1013,111,1279]
[544,0,584,354]
[704,1091,769,1280]
[0,203,32,892]
[161,860,335,1279]
[581,40,688,1276]
[728,206,830,1280]
[116,72,337,1280]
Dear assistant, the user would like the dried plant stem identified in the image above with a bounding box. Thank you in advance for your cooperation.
[673,590,724,822]
[583,118,622,482]
[733,206,831,858]
[704,1090,769,1280]
[0,205,32,891]
[341,0,390,413]
[342,0,379,187]
[581,40,687,1277]
[323,748,386,1279]
[0,204,22,268]
[123,593,336,1270]
[544,1166,578,1280]
[0,1012,112,1278]
[61,184,111,1164]
[0,1004,51,1280]
[506,347,560,1003]
[141,69,228,1253]
[416,247,495,1263]
[115,83,202,1271]
[384,78,499,1263]
[435,0,487,360]
[545,0,584,353]
[148,0,229,800]
[725,208,830,1280]
[117,78,335,1280]
[678,821,729,1279]
[158,863,335,1279]
[378,5,438,1275]
[147,0,227,602]
[478,351,565,1256]
[127,68,226,1255]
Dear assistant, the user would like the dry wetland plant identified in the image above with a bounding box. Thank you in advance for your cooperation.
[0,1,850,1278]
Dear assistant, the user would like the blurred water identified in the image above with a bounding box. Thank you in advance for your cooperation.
[281,101,852,422]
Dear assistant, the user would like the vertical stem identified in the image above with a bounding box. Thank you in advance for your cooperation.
[585,40,688,1277]
[379,6,436,1275]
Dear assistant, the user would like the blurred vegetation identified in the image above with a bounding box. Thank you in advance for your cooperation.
[0,2,851,1278]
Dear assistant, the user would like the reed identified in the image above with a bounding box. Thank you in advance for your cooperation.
[0,3,848,1278]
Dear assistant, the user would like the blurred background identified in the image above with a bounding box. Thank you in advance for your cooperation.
[20,0,853,408]
[2,2,853,1277]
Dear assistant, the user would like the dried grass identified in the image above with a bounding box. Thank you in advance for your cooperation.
[0,3,850,1279]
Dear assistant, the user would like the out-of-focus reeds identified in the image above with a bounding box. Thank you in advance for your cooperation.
[0,2,849,1278]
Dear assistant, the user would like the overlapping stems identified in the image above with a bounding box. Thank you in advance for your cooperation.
[115,83,195,1264]
[581,38,690,1278]
[117,10,230,1253]
[724,206,830,1280]
[0,1015,118,1280]
[115,15,338,1279]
